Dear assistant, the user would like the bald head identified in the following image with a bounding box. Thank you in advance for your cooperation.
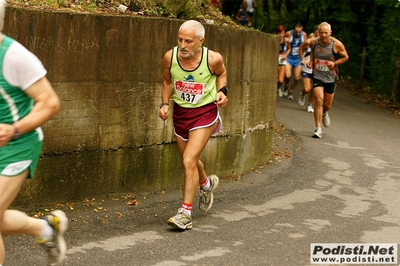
[318,22,332,31]
[179,20,205,39]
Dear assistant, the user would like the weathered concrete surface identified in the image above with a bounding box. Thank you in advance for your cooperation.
[3,7,279,205]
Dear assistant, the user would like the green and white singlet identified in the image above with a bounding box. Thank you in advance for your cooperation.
[170,46,217,108]
[0,35,47,148]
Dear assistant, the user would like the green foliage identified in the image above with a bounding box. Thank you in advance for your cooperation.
[57,0,67,8]
[364,0,400,98]
[82,2,97,12]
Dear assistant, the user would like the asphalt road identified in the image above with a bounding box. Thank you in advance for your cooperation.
[4,85,400,266]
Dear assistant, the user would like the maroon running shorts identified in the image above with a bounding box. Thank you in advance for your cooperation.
[173,102,221,141]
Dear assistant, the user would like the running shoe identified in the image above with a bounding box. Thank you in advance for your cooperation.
[312,128,322,138]
[323,113,330,127]
[278,88,283,98]
[306,104,314,113]
[283,85,289,97]
[36,210,68,266]
[199,174,219,212]
[167,208,193,230]
[298,93,306,106]
[287,93,293,100]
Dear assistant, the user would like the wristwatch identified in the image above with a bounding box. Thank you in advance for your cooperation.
[218,86,228,96]
[159,102,169,109]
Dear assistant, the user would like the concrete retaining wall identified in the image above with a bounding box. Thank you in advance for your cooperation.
[3,8,279,206]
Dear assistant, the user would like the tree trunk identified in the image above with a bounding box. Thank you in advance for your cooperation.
[254,0,262,28]
[391,57,400,104]
[358,47,366,90]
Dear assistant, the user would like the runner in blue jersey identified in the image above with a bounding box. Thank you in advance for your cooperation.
[284,23,307,100]
[0,0,68,264]
[235,1,250,26]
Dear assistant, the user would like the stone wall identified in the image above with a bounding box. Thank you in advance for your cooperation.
[3,7,279,205]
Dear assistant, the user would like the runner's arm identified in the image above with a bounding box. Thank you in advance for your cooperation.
[0,77,60,146]
[281,37,291,59]
[299,38,310,63]
[308,38,316,69]
[209,51,228,108]
[334,40,349,66]
[303,32,308,41]
[159,50,173,120]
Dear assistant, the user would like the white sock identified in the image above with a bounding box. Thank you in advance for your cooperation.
[39,219,54,240]
[200,177,211,191]
[181,203,193,217]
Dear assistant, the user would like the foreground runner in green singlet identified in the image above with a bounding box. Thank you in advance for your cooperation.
[0,0,68,264]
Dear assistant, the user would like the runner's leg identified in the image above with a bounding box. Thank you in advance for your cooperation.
[0,171,44,264]
[289,65,302,94]
[313,86,324,128]
[176,123,218,205]
[323,92,335,114]
[284,63,293,89]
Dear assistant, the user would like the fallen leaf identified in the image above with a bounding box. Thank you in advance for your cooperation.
[126,199,138,206]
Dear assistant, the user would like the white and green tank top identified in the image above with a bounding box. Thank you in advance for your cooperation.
[0,35,47,147]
